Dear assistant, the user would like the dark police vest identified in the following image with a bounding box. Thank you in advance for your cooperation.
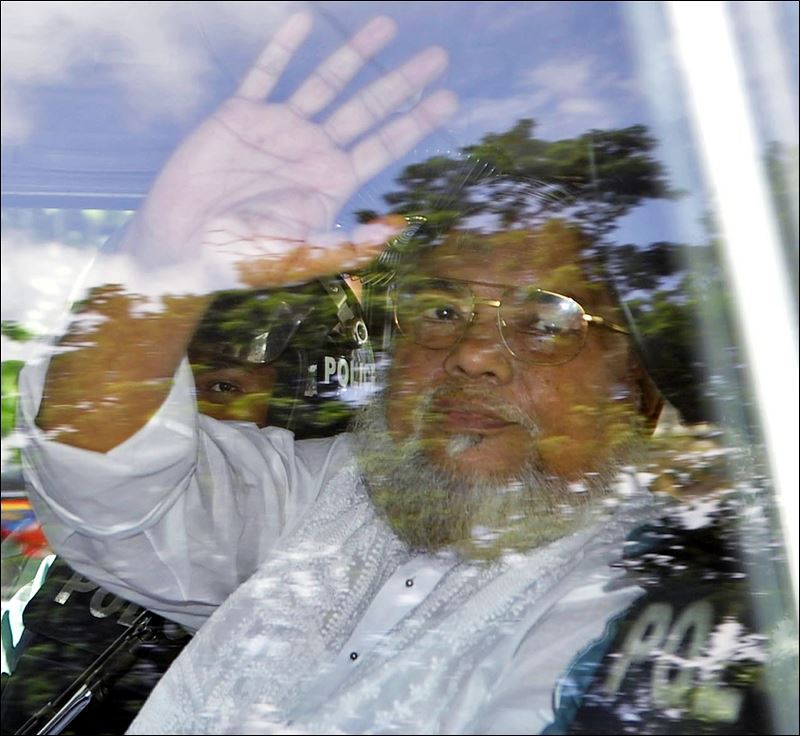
[1,558,191,735]
[545,493,796,735]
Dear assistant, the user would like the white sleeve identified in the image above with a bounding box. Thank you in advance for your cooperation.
[18,356,352,630]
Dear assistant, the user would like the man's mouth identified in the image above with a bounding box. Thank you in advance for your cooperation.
[430,399,516,433]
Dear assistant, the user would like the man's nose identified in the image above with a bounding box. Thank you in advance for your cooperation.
[442,314,513,384]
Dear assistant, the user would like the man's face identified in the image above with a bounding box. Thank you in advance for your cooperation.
[385,224,648,483]
[190,350,277,427]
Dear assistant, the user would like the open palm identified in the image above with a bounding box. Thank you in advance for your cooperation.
[130,13,456,286]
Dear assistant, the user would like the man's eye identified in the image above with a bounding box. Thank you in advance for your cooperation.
[209,381,242,394]
[419,300,463,322]
[517,317,563,336]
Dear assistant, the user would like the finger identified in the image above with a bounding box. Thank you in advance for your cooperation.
[324,46,448,146]
[307,217,406,271]
[234,217,406,288]
[236,12,314,101]
[349,90,458,184]
[288,16,397,118]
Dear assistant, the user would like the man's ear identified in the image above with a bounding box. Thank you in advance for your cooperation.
[628,356,663,435]
[637,365,664,435]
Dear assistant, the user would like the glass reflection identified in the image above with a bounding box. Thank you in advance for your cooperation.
[1,3,795,735]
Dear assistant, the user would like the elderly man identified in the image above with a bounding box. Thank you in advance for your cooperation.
[19,13,668,734]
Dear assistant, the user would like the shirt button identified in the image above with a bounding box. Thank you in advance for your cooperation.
[405,578,414,588]
[350,651,358,661]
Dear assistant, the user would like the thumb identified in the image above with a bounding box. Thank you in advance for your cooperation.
[233,215,407,288]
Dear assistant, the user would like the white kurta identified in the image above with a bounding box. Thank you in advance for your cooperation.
[19,358,353,630]
[19,358,655,734]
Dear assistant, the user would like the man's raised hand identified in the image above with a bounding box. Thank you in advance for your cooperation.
[127,12,457,287]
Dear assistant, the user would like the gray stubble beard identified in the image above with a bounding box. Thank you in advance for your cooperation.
[351,389,641,560]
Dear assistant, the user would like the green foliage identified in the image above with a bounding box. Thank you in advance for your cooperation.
[1,361,25,438]
[382,118,675,243]
[764,141,799,307]
[600,240,693,293]
[1,321,35,343]
[624,261,747,426]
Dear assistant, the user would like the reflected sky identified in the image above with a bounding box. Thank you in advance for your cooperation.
[1,2,796,357]
[1,2,645,143]
[3,2,795,187]
[3,3,676,226]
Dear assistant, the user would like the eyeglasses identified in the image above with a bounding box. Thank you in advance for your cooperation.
[393,276,629,366]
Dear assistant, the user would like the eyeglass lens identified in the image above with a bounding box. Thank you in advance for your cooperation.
[396,278,588,364]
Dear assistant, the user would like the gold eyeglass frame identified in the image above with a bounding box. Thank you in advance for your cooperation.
[392,276,630,366]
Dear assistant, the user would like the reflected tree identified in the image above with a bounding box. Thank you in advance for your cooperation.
[379,118,675,243]
[357,118,776,435]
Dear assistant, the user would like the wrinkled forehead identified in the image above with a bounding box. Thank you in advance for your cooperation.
[414,224,613,306]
